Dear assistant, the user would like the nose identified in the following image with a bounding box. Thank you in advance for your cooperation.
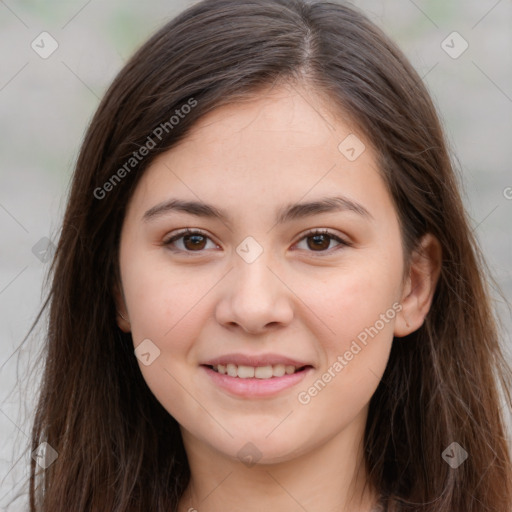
[215,252,294,334]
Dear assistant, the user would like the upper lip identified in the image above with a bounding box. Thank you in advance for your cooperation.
[202,353,313,368]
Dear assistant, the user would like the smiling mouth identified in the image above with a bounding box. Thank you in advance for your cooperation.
[203,363,312,379]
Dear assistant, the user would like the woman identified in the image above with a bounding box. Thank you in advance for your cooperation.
[25,0,512,510]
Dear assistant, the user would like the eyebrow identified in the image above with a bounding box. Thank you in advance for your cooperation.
[142,195,373,224]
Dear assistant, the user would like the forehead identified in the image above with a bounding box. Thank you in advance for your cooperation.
[177,83,354,153]
[126,83,395,228]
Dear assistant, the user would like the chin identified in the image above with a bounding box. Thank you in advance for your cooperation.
[220,434,307,466]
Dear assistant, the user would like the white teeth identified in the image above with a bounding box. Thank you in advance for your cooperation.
[237,365,255,378]
[254,366,273,379]
[273,364,286,377]
[285,365,296,375]
[211,363,304,379]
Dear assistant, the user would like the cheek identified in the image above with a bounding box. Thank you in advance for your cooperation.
[120,248,203,346]
[121,252,212,422]
[122,252,234,402]
[304,259,402,349]
[291,257,400,414]
[295,268,397,426]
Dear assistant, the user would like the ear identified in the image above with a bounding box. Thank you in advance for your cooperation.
[394,233,442,337]
[113,280,131,333]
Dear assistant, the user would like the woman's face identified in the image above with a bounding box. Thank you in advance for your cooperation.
[118,83,408,464]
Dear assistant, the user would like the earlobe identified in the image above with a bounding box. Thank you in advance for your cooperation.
[116,310,131,333]
[113,281,131,333]
[394,233,442,338]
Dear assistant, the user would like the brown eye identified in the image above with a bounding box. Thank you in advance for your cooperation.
[295,229,350,254]
[307,233,331,251]
[182,233,207,251]
[163,229,217,253]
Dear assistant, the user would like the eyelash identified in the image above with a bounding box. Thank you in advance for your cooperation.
[162,228,351,256]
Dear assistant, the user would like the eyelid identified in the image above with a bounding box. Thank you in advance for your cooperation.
[293,228,352,253]
[162,228,220,251]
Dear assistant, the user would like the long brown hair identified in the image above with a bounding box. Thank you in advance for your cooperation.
[22,0,512,510]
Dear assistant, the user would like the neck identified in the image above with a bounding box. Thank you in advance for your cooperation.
[177,409,380,512]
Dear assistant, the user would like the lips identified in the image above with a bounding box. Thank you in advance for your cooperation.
[200,353,314,397]
[201,364,313,397]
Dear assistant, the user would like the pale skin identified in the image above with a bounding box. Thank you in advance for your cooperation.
[115,82,441,512]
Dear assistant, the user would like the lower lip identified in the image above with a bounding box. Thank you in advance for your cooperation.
[201,365,313,398]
